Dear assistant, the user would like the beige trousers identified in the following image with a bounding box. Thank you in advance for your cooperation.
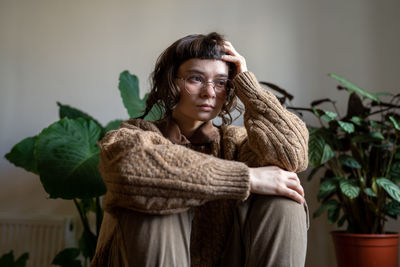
[104,195,309,267]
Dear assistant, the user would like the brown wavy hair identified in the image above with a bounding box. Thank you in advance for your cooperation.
[140,32,243,124]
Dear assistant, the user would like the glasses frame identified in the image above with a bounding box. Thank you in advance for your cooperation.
[177,76,231,95]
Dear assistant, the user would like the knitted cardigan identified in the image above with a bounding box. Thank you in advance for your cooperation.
[92,71,309,266]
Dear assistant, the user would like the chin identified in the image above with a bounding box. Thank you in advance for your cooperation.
[194,113,219,122]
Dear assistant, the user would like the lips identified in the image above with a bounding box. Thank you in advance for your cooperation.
[197,104,215,111]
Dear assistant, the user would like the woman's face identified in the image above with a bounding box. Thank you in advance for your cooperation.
[172,58,229,127]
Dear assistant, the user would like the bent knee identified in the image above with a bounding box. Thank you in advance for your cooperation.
[251,195,309,229]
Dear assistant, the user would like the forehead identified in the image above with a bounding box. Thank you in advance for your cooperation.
[178,58,229,76]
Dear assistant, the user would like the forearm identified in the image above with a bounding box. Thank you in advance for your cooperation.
[99,123,250,215]
[233,71,309,172]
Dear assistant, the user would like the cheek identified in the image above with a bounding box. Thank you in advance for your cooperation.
[215,94,227,111]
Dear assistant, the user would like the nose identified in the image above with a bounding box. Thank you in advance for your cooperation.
[200,82,216,98]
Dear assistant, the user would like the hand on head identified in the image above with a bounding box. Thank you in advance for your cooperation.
[221,41,248,77]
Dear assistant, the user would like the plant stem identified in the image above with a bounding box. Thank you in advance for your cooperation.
[385,134,398,178]
[73,199,91,234]
[95,197,103,237]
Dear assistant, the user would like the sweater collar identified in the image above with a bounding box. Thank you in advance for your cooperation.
[156,117,219,145]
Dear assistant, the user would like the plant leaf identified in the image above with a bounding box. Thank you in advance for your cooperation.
[308,131,335,166]
[350,116,362,126]
[337,215,347,227]
[52,248,82,267]
[317,178,340,201]
[321,110,338,122]
[35,118,106,199]
[143,104,164,121]
[15,252,29,267]
[390,161,400,180]
[79,229,97,259]
[118,70,147,118]
[339,155,361,169]
[328,73,380,102]
[103,119,124,135]
[389,116,400,131]
[328,204,341,224]
[385,201,400,217]
[369,120,384,129]
[313,199,340,218]
[5,136,39,174]
[57,102,103,128]
[338,121,355,134]
[352,132,384,143]
[364,188,377,197]
[376,178,400,202]
[339,179,360,199]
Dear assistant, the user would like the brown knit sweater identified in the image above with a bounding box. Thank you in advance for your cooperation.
[94,71,309,266]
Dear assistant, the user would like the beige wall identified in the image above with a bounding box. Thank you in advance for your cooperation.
[1,0,399,266]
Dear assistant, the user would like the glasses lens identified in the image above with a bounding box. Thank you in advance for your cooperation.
[185,75,204,93]
[182,75,230,94]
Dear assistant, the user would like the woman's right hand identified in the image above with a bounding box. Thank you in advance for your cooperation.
[249,166,305,204]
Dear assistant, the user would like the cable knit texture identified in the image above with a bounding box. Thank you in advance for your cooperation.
[91,71,309,267]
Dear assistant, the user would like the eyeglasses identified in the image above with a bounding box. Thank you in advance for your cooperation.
[177,75,230,95]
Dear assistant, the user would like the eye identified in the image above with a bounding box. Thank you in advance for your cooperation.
[215,79,228,87]
[187,75,204,84]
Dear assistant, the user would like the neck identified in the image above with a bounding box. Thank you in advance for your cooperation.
[172,113,204,138]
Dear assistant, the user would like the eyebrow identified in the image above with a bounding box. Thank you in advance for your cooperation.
[185,69,229,78]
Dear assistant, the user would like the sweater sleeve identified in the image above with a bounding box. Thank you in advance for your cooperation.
[225,71,309,172]
[99,119,250,215]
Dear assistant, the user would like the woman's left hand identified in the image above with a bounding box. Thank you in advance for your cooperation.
[221,41,248,77]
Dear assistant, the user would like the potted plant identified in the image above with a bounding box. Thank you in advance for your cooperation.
[4,71,161,266]
[273,74,400,267]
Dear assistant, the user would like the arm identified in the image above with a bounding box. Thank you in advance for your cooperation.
[233,71,309,172]
[99,119,250,215]
[222,41,308,203]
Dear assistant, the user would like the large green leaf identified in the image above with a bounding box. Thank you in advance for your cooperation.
[118,71,147,118]
[329,73,380,102]
[5,136,38,174]
[143,104,164,121]
[376,178,400,202]
[118,70,164,121]
[35,118,106,199]
[339,179,360,199]
[103,119,124,135]
[57,102,102,128]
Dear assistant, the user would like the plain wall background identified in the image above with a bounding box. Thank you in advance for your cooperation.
[1,0,399,266]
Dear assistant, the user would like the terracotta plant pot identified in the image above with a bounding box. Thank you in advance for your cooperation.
[331,231,400,267]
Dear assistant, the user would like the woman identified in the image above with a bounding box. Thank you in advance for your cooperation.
[92,32,309,267]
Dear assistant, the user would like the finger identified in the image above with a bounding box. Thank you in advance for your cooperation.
[286,179,305,197]
[221,54,241,64]
[284,188,305,204]
[223,43,239,56]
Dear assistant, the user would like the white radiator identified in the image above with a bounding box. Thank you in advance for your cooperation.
[0,213,77,267]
